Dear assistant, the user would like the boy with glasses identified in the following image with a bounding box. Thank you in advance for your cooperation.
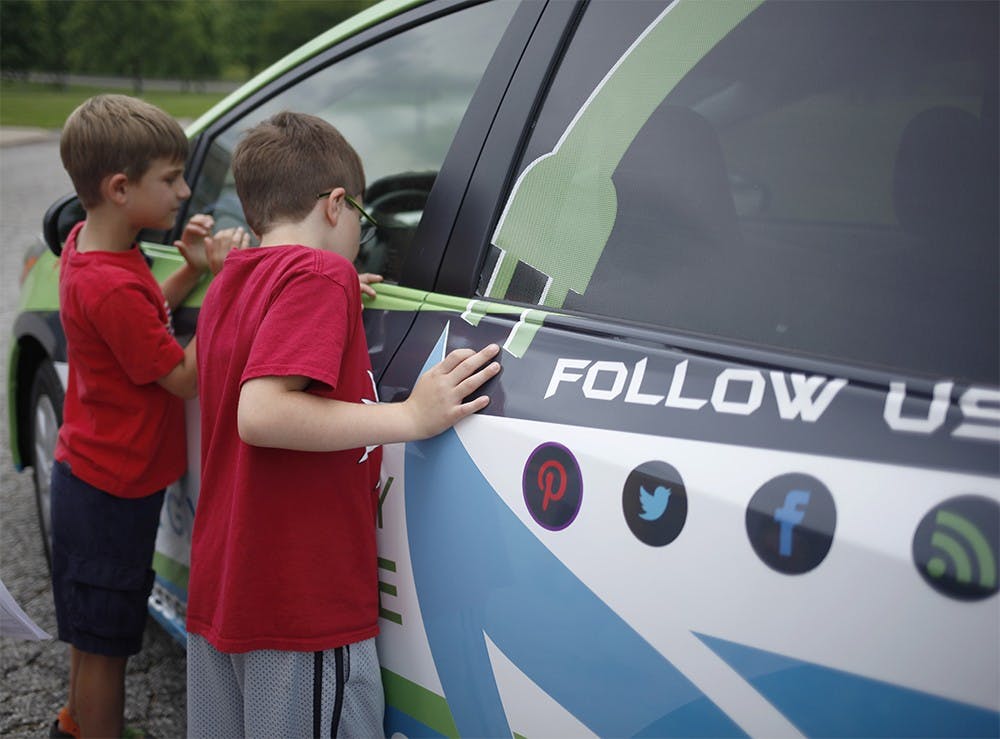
[187,111,500,737]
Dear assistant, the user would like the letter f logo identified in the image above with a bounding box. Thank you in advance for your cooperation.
[774,490,811,557]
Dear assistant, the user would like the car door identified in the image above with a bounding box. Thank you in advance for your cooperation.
[374,1,1000,736]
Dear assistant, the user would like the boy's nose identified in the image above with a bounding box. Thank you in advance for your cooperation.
[177,180,192,200]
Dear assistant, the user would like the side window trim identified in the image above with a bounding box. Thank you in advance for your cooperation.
[400,0,551,288]
[435,0,586,296]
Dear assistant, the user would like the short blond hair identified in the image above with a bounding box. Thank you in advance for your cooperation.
[60,94,188,209]
[232,111,365,236]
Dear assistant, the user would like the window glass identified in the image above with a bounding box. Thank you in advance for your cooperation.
[482,0,998,384]
[189,0,517,281]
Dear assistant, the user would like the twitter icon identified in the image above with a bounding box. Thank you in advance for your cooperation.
[639,485,671,521]
[623,462,688,547]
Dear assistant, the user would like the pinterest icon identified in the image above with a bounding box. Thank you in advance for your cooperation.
[522,442,583,531]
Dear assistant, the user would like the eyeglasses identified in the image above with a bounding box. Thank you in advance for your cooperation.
[316,190,379,245]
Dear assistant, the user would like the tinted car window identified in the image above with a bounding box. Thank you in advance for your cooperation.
[189,0,517,281]
[482,0,998,385]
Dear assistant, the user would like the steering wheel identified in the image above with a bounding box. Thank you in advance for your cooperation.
[356,177,434,279]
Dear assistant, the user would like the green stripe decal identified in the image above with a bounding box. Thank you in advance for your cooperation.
[382,668,458,738]
[152,552,189,591]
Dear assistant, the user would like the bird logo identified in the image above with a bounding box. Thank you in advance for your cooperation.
[639,485,671,521]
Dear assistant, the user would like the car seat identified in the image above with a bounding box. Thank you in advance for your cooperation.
[891,105,999,383]
[566,103,742,328]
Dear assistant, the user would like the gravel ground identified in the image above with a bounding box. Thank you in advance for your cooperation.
[0,134,188,739]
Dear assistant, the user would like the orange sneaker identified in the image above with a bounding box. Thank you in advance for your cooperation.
[49,706,80,739]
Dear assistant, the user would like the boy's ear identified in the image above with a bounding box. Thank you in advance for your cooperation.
[321,186,347,227]
[101,173,130,205]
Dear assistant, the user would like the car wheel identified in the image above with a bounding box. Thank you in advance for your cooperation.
[29,359,63,567]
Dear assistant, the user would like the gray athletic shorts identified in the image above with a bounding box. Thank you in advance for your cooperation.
[187,633,384,738]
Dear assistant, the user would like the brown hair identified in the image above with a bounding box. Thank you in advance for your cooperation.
[231,111,365,236]
[59,94,188,209]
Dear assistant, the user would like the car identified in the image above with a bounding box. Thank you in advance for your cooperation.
[9,0,999,735]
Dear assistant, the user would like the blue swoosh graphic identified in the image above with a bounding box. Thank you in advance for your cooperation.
[696,633,1000,737]
[402,325,742,738]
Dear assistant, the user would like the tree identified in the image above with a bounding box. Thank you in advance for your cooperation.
[34,0,77,86]
[1,0,42,78]
[161,0,220,88]
[216,0,273,79]
[63,0,176,92]
[258,0,372,64]
[217,0,376,78]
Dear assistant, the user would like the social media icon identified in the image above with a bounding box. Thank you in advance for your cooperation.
[623,462,687,547]
[539,460,568,512]
[746,474,835,574]
[774,490,811,557]
[522,443,582,531]
[913,495,999,601]
[639,485,671,521]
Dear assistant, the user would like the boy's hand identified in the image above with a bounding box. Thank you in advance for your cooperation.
[205,226,250,275]
[174,213,216,272]
[358,272,383,300]
[404,344,501,438]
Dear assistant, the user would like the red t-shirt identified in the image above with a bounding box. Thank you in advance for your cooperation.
[188,245,383,653]
[55,221,187,498]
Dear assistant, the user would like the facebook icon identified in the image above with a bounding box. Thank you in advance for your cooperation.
[774,490,811,557]
[746,473,836,574]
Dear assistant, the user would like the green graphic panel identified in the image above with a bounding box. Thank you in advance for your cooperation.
[490,0,760,309]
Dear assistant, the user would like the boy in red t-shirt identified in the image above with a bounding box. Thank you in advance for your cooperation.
[187,111,500,738]
[49,94,241,739]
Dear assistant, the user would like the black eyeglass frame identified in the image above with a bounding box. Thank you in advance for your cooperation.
[316,190,379,244]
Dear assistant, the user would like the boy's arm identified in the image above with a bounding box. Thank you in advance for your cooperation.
[162,219,249,309]
[156,336,198,400]
[238,344,501,451]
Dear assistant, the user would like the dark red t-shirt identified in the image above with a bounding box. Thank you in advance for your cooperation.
[188,245,382,653]
[55,221,186,498]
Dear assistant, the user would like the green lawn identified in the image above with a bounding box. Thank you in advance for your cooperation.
[0,81,229,129]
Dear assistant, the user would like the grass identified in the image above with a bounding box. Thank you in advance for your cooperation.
[0,80,229,129]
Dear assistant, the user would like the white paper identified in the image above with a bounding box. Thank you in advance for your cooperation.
[0,576,50,641]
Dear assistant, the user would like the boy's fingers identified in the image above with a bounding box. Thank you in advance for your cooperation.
[437,347,478,373]
[436,344,500,377]
[190,213,214,229]
[451,344,501,379]
[455,361,501,397]
[456,394,491,419]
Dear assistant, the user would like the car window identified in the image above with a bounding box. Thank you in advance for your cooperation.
[480,0,998,385]
[188,0,518,281]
